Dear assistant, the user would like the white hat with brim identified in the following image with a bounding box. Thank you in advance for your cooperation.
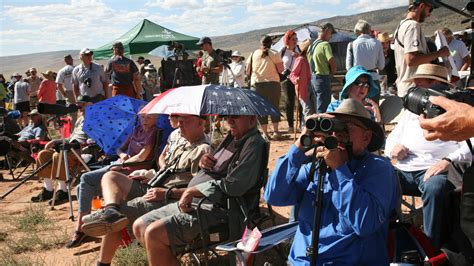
[327,98,385,152]
[28,109,41,116]
[404,64,455,87]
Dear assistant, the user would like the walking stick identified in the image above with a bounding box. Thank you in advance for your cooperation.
[294,84,300,141]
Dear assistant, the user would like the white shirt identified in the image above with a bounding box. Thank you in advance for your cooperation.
[228,61,245,87]
[448,39,469,71]
[56,64,75,100]
[385,111,472,171]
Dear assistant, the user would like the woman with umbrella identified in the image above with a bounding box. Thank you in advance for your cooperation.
[66,113,159,248]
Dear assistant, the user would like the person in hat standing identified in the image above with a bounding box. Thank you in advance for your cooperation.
[265,99,399,265]
[227,50,245,87]
[377,32,397,95]
[37,70,57,104]
[393,0,450,97]
[72,48,109,102]
[105,41,141,99]
[196,36,223,85]
[142,64,158,101]
[307,23,337,114]
[136,56,146,76]
[385,64,472,248]
[12,73,31,127]
[27,67,42,109]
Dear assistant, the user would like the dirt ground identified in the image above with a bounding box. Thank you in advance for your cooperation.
[0,125,299,265]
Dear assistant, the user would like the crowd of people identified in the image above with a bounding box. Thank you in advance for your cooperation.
[1,0,474,265]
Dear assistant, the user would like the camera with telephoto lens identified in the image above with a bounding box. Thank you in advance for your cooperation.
[403,85,474,118]
[300,117,346,149]
[84,77,92,88]
[38,102,79,116]
[215,49,233,65]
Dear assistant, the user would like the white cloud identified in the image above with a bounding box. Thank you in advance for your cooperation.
[145,0,200,9]
[348,0,406,12]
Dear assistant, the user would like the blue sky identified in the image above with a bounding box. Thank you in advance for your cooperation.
[0,0,406,57]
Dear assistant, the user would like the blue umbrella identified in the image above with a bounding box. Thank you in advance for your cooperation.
[84,95,147,155]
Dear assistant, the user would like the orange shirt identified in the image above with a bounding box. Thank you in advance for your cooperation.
[38,79,56,104]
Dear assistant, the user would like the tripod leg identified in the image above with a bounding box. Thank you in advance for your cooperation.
[0,158,52,199]
[70,149,91,172]
[50,150,63,210]
[62,149,75,221]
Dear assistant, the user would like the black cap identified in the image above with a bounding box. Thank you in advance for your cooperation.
[64,54,72,59]
[408,0,440,8]
[196,36,212,46]
[137,56,145,61]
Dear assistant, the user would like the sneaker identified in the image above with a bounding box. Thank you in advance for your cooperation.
[81,208,129,237]
[271,132,283,141]
[48,190,69,206]
[31,188,54,202]
[65,231,88,249]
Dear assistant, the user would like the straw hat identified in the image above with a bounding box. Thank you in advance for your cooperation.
[377,32,392,43]
[41,70,55,80]
[327,99,385,152]
[404,64,453,86]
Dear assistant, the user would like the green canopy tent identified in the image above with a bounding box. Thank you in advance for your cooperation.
[92,19,200,59]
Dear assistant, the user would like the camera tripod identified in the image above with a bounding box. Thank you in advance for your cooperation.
[50,116,90,221]
[220,63,236,87]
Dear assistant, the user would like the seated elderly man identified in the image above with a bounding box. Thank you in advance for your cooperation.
[8,109,47,159]
[81,115,211,265]
[385,64,472,248]
[31,96,94,203]
[132,115,265,265]
[265,99,399,265]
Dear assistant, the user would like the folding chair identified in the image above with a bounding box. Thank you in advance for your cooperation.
[177,140,274,265]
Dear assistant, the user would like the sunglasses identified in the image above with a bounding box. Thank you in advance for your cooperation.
[353,81,370,88]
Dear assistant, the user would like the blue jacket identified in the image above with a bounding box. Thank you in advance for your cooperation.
[264,145,398,265]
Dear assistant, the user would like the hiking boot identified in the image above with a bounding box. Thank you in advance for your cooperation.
[81,208,129,237]
[31,188,54,202]
[48,190,69,206]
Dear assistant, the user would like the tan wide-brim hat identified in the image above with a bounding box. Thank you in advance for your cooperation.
[42,70,55,79]
[377,32,392,43]
[327,98,385,152]
[404,64,454,86]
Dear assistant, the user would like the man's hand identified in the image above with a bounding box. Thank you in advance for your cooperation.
[424,159,450,181]
[437,46,450,58]
[178,187,203,213]
[143,188,166,202]
[119,153,129,161]
[419,96,474,141]
[316,145,348,170]
[199,153,216,171]
[128,174,150,184]
[391,144,410,161]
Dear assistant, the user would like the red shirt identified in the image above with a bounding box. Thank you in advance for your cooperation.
[37,79,56,104]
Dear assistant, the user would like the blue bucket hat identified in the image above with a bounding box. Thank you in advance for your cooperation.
[340,66,379,100]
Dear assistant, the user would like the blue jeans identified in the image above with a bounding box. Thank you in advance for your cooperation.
[76,166,109,213]
[310,74,331,113]
[397,169,454,248]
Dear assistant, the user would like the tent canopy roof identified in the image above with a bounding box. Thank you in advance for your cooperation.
[93,19,200,59]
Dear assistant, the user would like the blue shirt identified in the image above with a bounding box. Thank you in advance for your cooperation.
[17,123,47,141]
[264,145,398,265]
[346,34,385,80]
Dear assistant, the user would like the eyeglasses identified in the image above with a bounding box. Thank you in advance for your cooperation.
[353,81,370,88]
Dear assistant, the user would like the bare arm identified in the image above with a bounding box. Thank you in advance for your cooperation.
[328,57,337,74]
[133,72,141,99]
[123,143,153,163]
[404,47,449,67]
[461,55,471,72]
[57,83,66,98]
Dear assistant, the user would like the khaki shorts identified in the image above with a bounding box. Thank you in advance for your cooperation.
[253,81,281,125]
[140,201,228,255]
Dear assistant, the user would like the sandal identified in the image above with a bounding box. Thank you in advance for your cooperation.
[65,230,88,248]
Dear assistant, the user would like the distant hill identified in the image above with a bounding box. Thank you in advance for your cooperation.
[0,0,468,78]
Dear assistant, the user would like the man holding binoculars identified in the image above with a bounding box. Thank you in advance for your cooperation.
[265,99,399,265]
